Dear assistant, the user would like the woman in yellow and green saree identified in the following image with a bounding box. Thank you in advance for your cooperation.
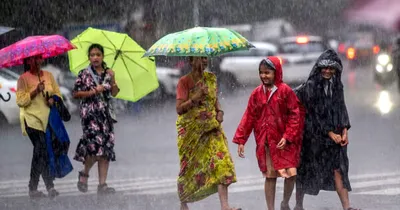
[175,56,240,210]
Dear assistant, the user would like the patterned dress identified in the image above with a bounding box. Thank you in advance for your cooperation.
[73,68,116,163]
[176,72,237,203]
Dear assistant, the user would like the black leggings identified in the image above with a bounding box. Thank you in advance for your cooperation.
[26,125,54,191]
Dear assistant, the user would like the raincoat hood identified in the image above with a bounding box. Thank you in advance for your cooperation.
[308,49,343,83]
[263,56,283,85]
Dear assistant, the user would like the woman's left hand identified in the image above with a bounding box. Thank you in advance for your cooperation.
[107,69,116,83]
[341,129,349,146]
[216,111,223,123]
[107,69,115,77]
[47,98,54,107]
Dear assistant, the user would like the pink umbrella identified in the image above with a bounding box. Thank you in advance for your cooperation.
[345,0,400,31]
[0,35,76,68]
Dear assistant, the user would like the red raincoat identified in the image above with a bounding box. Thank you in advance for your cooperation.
[233,56,304,173]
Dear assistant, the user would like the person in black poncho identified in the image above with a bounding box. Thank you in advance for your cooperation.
[294,49,360,210]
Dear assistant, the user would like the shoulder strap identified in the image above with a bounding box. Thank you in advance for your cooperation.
[87,66,100,85]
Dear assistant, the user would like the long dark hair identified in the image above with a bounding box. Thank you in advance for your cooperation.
[88,43,107,69]
[23,58,30,72]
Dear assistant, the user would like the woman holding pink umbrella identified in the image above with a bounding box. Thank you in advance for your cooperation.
[0,35,75,199]
[16,54,62,199]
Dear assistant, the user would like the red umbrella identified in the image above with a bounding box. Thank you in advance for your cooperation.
[0,35,76,68]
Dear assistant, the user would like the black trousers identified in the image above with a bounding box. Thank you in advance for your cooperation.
[26,125,54,191]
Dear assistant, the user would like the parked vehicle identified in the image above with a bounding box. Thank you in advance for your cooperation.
[277,35,330,85]
[219,42,278,87]
[0,69,19,124]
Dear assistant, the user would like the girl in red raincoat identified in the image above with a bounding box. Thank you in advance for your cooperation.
[233,57,304,210]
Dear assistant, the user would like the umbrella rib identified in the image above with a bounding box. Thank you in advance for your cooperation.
[190,29,198,55]
[119,35,128,51]
[101,31,118,50]
[214,29,226,56]
[121,54,150,72]
[111,35,127,68]
[119,55,136,97]
[205,28,215,56]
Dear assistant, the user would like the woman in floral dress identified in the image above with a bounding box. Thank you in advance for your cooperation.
[73,43,120,195]
[176,56,240,210]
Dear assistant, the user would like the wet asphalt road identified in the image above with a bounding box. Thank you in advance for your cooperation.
[0,63,399,210]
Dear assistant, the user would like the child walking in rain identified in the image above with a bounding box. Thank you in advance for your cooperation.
[294,49,360,210]
[233,57,303,210]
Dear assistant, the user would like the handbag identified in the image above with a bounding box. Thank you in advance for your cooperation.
[87,66,117,123]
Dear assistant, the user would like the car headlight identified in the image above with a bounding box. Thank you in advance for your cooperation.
[387,63,393,72]
[376,64,384,73]
[377,54,390,65]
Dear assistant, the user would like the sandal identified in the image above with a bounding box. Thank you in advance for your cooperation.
[294,206,305,210]
[77,171,89,193]
[97,183,116,195]
[280,203,291,210]
[48,188,59,199]
[347,208,361,210]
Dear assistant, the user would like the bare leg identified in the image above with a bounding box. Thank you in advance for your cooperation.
[98,157,110,185]
[282,176,296,207]
[180,202,189,210]
[218,184,241,210]
[218,184,230,210]
[334,170,350,210]
[81,156,97,183]
[265,178,277,210]
[295,184,305,210]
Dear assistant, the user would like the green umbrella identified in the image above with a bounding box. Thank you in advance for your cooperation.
[68,27,158,102]
[143,26,254,57]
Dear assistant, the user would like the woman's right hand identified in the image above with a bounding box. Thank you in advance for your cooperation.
[191,85,207,102]
[238,144,245,158]
[328,131,342,144]
[36,81,45,93]
[95,85,105,93]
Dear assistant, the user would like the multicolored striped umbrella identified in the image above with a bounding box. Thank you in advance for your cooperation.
[144,26,254,57]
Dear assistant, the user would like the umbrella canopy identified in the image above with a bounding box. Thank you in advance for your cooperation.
[344,0,400,31]
[0,35,76,68]
[68,27,158,102]
[143,26,254,57]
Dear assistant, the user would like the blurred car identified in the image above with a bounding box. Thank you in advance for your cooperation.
[277,35,330,85]
[0,69,19,124]
[0,68,77,125]
[218,37,329,89]
[144,67,181,100]
[219,42,278,87]
[373,53,396,87]
[339,32,381,67]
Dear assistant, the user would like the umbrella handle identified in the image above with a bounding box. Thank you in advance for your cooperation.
[37,72,45,97]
